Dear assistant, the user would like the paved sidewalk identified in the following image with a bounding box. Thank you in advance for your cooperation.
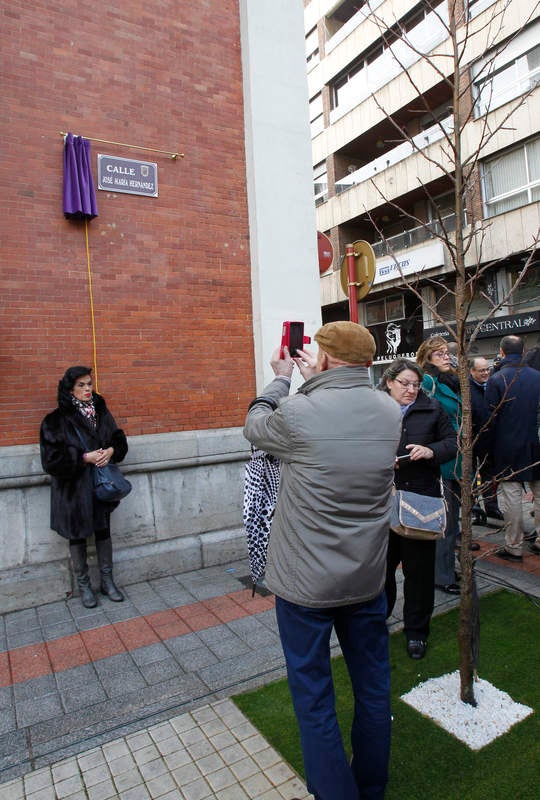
[1,519,538,799]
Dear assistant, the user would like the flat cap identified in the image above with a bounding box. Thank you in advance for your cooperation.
[314,321,375,364]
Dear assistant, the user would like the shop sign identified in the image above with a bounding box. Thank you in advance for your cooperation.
[374,241,443,285]
[97,154,158,197]
[424,310,540,340]
[370,317,424,363]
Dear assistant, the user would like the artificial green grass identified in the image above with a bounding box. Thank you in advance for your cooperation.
[234,591,539,800]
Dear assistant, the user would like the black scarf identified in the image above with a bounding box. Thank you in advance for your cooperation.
[424,362,461,394]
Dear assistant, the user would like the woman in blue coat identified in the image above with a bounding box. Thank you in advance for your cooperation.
[416,336,462,595]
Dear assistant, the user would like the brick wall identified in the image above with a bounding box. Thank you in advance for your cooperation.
[0,1,255,445]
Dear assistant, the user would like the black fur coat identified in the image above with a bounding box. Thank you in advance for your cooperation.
[40,393,128,539]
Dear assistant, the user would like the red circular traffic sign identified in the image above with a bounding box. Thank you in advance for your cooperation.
[317,231,334,274]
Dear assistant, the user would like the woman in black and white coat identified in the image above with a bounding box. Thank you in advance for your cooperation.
[40,366,128,607]
[379,359,457,659]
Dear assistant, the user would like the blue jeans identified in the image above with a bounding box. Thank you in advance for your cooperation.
[435,479,460,585]
[275,593,391,800]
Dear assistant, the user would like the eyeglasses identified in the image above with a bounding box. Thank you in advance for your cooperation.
[432,350,450,359]
[474,368,490,373]
[394,378,420,390]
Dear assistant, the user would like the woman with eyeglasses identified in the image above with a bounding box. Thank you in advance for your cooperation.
[416,336,462,596]
[379,359,457,659]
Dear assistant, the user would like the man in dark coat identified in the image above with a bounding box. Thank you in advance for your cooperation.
[485,336,540,561]
[469,357,501,521]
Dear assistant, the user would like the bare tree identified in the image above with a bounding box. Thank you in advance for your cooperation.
[363,0,540,704]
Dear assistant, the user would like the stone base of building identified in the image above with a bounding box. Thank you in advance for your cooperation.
[0,428,251,613]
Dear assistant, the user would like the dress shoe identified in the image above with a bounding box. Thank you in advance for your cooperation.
[407,639,427,659]
[528,543,540,555]
[486,508,504,520]
[435,582,460,595]
[456,539,481,551]
[523,530,537,542]
[495,548,523,563]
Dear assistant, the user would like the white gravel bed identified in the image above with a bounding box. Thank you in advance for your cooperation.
[401,670,533,750]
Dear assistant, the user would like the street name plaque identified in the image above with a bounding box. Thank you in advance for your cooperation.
[97,154,158,197]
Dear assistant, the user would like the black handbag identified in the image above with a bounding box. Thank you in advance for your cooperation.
[93,463,132,502]
[75,426,132,503]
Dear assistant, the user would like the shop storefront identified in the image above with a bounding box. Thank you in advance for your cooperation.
[424,310,540,360]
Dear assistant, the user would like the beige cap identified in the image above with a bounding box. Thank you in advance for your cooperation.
[314,321,375,364]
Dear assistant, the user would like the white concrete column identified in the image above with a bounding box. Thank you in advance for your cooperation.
[240,0,322,392]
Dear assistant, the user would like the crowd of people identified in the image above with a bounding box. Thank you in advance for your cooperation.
[38,326,539,800]
[244,322,540,800]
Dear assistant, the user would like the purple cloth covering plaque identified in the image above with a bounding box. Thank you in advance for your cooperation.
[63,132,98,220]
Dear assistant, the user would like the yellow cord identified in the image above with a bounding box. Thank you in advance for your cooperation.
[84,219,99,393]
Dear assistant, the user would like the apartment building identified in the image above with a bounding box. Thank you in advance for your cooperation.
[305,0,540,381]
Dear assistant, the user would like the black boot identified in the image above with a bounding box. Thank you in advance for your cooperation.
[69,542,98,608]
[96,537,124,602]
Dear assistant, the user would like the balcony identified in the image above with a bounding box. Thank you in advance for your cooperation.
[325,0,385,56]
[372,213,457,259]
[329,2,449,124]
[335,117,454,196]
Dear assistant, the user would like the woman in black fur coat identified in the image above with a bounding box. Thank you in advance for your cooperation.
[40,366,128,608]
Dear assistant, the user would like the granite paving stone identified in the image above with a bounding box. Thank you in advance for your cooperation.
[138,657,184,686]
[124,585,171,616]
[100,601,141,624]
[173,647,218,673]
[81,764,112,789]
[102,738,130,761]
[130,642,172,667]
[53,773,83,798]
[184,738,216,762]
[93,653,147,697]
[13,675,58,702]
[23,767,53,794]
[203,635,251,661]
[5,608,40,631]
[111,769,144,794]
[0,550,536,799]
[6,629,45,650]
[15,691,63,728]
[145,771,177,797]
[38,622,78,641]
[204,765,236,792]
[85,777,117,800]
[55,664,107,713]
[51,757,79,782]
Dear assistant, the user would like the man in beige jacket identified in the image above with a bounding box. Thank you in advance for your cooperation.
[244,322,401,800]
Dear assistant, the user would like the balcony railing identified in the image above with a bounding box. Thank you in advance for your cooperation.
[335,116,454,196]
[325,0,385,55]
[371,213,457,257]
[329,2,449,124]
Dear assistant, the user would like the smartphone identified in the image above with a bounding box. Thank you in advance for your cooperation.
[396,454,411,461]
[281,321,310,357]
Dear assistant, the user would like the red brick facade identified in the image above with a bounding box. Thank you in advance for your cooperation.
[1,1,254,445]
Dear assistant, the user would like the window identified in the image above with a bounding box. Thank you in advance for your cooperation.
[313,161,327,206]
[365,295,405,326]
[309,93,324,138]
[508,264,540,311]
[482,137,540,217]
[468,0,498,20]
[305,26,319,68]
[472,22,540,116]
